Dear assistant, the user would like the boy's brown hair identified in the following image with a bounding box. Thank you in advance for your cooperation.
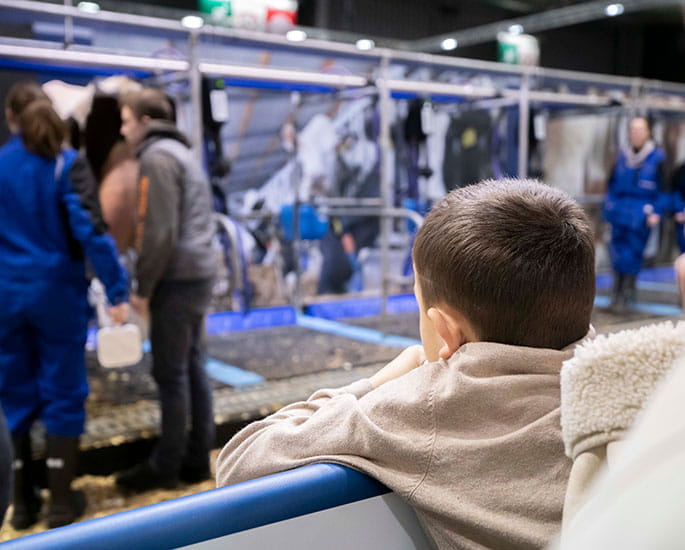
[119,88,173,122]
[413,179,595,350]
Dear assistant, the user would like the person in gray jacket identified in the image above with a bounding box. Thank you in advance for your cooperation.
[116,88,217,491]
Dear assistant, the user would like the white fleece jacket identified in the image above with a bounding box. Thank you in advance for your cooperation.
[559,321,685,531]
[561,321,685,460]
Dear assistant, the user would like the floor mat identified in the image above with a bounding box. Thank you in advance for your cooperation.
[341,312,421,340]
[207,325,402,380]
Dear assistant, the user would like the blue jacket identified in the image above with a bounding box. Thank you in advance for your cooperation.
[603,146,666,230]
[0,135,127,305]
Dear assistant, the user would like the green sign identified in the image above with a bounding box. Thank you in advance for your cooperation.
[198,0,232,18]
[497,41,518,65]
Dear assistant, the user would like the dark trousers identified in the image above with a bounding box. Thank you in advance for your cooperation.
[149,278,214,474]
[0,406,11,525]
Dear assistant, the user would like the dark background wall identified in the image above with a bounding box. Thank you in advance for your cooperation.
[136,0,684,81]
[296,0,685,82]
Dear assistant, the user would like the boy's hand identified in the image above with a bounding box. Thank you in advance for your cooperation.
[370,345,426,388]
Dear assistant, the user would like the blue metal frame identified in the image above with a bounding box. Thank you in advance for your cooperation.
[0,463,390,550]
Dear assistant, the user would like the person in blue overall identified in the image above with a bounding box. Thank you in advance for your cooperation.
[671,162,685,253]
[671,163,685,310]
[0,82,129,529]
[603,117,665,312]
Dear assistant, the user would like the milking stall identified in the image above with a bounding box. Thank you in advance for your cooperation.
[1,1,685,549]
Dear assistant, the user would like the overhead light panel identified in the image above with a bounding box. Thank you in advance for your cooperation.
[355,39,375,51]
[286,29,307,42]
[605,3,624,16]
[77,1,100,13]
[440,38,458,51]
[507,24,524,35]
[181,15,205,29]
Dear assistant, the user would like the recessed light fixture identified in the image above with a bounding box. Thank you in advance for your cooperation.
[286,29,307,42]
[355,39,375,51]
[507,24,524,35]
[441,38,458,51]
[77,1,100,13]
[181,15,204,29]
[605,3,624,16]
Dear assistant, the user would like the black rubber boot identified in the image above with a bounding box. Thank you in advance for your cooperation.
[116,460,178,493]
[10,435,42,530]
[609,272,625,312]
[46,435,86,529]
[623,274,637,308]
[179,461,212,484]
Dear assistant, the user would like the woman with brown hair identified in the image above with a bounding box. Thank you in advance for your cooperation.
[0,81,129,529]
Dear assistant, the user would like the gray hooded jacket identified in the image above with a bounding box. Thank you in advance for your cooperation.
[135,121,216,298]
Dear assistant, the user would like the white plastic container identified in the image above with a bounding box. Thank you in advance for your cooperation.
[97,324,143,368]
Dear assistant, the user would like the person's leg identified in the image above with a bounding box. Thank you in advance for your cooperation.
[0,407,11,527]
[622,225,652,307]
[608,226,628,311]
[676,223,685,255]
[0,287,42,529]
[675,253,685,311]
[44,434,86,528]
[35,283,89,527]
[181,282,214,482]
[609,272,625,311]
[117,281,191,491]
[611,225,649,310]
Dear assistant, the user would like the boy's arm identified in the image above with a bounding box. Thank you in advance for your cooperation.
[216,348,433,498]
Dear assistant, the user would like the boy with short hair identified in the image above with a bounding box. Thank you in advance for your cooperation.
[216,179,595,549]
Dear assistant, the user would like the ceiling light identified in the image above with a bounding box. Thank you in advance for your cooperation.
[507,24,524,35]
[355,39,375,51]
[440,38,458,51]
[77,2,100,13]
[181,15,204,29]
[605,3,624,16]
[286,30,307,42]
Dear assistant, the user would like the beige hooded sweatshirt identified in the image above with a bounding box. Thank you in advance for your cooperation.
[217,339,583,549]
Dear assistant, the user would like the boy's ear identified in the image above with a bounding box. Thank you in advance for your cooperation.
[427,306,468,360]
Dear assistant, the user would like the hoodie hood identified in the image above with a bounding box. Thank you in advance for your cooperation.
[138,120,191,155]
[561,321,685,459]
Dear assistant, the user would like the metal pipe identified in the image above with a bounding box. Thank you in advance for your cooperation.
[382,78,498,99]
[502,88,612,106]
[0,0,184,31]
[199,62,367,88]
[318,207,424,231]
[517,72,530,178]
[313,197,384,207]
[314,0,330,30]
[63,0,73,48]
[377,54,393,318]
[188,29,204,166]
[0,43,189,72]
